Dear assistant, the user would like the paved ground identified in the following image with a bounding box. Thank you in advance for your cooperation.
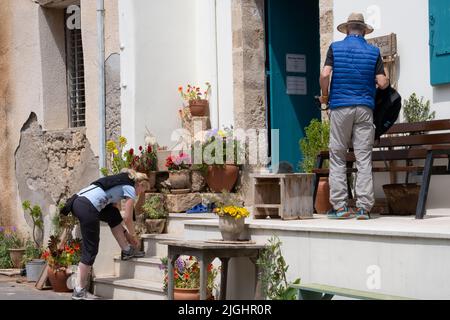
[0,275,72,300]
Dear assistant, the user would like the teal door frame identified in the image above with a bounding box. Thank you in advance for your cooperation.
[265,0,321,172]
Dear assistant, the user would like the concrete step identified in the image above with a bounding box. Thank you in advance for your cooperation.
[141,233,182,258]
[166,212,217,235]
[114,256,164,282]
[93,276,166,300]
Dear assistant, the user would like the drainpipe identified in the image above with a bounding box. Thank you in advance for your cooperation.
[97,0,106,170]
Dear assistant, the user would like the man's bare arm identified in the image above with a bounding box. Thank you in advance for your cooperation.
[320,66,333,104]
[376,74,390,90]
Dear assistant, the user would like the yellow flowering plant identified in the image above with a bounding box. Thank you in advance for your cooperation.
[101,136,134,176]
[207,192,250,220]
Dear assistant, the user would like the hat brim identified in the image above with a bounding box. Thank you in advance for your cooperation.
[337,21,374,35]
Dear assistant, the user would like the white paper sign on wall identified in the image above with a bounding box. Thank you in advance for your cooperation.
[286,76,307,95]
[286,54,307,73]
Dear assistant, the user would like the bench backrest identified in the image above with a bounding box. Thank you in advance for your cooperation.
[375,119,450,148]
[318,119,450,161]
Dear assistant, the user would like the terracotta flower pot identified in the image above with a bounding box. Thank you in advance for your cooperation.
[219,215,245,241]
[315,177,332,214]
[146,171,156,190]
[8,248,25,269]
[206,165,239,193]
[145,219,166,234]
[47,266,71,292]
[189,99,209,117]
[174,288,200,300]
[169,170,190,189]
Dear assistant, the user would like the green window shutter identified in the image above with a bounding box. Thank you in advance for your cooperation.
[429,0,450,86]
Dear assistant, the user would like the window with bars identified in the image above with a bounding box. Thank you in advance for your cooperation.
[65,11,86,128]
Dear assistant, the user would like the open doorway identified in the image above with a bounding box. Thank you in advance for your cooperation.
[265,0,321,171]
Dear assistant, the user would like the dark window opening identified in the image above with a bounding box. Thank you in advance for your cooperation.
[65,9,86,128]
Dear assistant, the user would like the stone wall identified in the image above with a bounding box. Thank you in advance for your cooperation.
[105,53,121,142]
[231,0,267,204]
[319,0,334,68]
[15,113,98,236]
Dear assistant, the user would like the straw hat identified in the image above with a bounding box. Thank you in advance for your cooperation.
[337,12,374,35]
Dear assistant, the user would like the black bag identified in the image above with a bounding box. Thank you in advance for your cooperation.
[60,173,135,216]
[92,172,135,190]
[373,86,402,140]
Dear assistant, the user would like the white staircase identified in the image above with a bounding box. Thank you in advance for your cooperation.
[92,213,217,300]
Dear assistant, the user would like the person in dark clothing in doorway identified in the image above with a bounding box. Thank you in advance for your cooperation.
[71,169,149,300]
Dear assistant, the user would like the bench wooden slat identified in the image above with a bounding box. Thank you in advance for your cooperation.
[376,133,450,148]
[291,283,415,300]
[386,119,450,134]
[313,165,448,175]
[319,148,450,161]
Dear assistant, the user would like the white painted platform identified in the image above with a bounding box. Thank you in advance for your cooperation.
[183,212,450,300]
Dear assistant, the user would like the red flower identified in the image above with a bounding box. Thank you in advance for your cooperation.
[139,146,143,151]
[184,273,190,280]
[129,148,134,156]
[207,264,213,272]
[174,272,179,280]
[74,244,80,251]
[147,145,152,153]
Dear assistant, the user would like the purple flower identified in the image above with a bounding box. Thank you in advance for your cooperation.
[206,129,219,139]
[0,226,4,233]
[175,257,185,273]
[11,226,16,232]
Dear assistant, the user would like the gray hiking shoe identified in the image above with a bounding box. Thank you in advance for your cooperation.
[72,287,88,300]
[121,247,145,261]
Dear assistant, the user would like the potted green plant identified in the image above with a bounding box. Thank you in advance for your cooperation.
[383,93,436,215]
[207,192,250,241]
[256,236,300,300]
[196,127,244,193]
[299,119,331,214]
[179,83,212,117]
[42,236,82,292]
[21,201,45,281]
[166,152,191,190]
[160,255,219,300]
[131,144,158,191]
[142,195,168,234]
[0,226,24,269]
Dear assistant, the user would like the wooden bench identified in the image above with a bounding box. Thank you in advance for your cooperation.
[291,283,415,300]
[313,119,450,219]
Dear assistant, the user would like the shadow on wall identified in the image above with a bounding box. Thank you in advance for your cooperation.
[433,83,450,104]
[14,112,99,233]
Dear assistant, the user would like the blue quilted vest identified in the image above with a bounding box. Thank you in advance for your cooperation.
[329,35,380,110]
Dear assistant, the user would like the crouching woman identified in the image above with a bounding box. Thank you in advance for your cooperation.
[71,169,149,300]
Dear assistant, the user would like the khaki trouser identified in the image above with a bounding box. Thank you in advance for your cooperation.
[329,106,375,211]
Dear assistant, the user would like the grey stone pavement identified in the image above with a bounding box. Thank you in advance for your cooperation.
[0,275,72,300]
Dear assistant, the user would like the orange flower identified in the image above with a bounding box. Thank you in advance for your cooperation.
[207,264,213,272]
[178,86,183,92]
[174,272,179,279]
[74,244,80,251]
[184,273,190,280]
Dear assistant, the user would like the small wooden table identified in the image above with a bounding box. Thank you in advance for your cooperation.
[161,240,266,300]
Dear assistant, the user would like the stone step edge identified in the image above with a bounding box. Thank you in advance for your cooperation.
[140,233,183,240]
[94,277,165,293]
[113,256,162,265]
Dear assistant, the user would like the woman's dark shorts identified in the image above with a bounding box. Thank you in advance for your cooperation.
[71,196,123,266]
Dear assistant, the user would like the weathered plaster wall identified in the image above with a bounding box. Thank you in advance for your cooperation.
[15,113,98,237]
[0,0,120,230]
[319,0,334,68]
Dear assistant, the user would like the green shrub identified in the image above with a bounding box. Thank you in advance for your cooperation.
[142,196,168,220]
[403,93,435,123]
[299,119,330,173]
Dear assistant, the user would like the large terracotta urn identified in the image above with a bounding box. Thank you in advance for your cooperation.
[206,165,239,193]
[315,177,332,214]
[47,266,71,292]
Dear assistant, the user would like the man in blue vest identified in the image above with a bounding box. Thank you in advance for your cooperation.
[319,13,389,220]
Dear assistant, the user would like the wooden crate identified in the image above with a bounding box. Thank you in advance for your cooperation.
[252,173,314,220]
